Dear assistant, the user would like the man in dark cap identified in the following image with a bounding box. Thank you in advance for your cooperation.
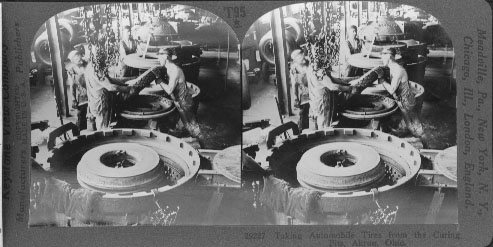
[118,25,139,77]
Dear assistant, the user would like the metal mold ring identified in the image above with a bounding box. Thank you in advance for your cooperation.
[123,53,161,69]
[120,94,176,120]
[297,142,385,191]
[47,129,201,213]
[266,128,421,212]
[342,94,398,120]
[77,143,164,193]
[347,53,403,69]
[361,81,424,99]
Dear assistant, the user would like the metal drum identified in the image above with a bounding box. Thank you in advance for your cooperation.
[120,94,176,121]
[46,129,201,215]
[342,94,398,120]
[266,128,421,214]
[361,81,425,113]
[139,82,201,114]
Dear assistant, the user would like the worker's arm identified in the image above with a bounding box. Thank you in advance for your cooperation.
[93,73,130,93]
[119,41,127,59]
[323,75,352,92]
[290,68,300,103]
[67,71,77,100]
[382,72,401,96]
[160,71,178,96]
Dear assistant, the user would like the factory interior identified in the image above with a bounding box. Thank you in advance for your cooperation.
[29,3,244,226]
[27,1,459,227]
[241,2,457,225]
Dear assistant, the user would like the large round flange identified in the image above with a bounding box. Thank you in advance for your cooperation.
[123,53,161,69]
[366,42,407,58]
[341,94,398,120]
[348,53,403,69]
[297,142,385,191]
[266,128,421,213]
[77,143,164,193]
[362,81,424,97]
[47,129,201,214]
[120,94,175,120]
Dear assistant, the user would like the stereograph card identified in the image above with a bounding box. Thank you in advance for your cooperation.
[1,0,492,246]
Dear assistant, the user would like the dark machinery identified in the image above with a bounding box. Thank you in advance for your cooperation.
[243,124,457,224]
[30,126,240,226]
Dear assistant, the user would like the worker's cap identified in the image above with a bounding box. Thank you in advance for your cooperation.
[67,50,81,62]
[290,49,303,60]
[381,47,397,56]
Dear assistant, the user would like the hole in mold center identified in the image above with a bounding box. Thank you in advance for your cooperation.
[100,151,138,168]
[320,150,357,168]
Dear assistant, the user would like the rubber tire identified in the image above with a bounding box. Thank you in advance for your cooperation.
[258,30,297,65]
[33,31,71,66]
[283,17,304,43]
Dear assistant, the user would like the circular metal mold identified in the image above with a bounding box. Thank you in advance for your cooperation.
[123,53,161,69]
[266,128,421,213]
[47,129,201,214]
[120,94,176,120]
[77,143,164,193]
[434,146,457,182]
[362,81,424,98]
[367,42,407,58]
[361,81,425,113]
[297,142,385,191]
[348,53,403,69]
[342,94,398,120]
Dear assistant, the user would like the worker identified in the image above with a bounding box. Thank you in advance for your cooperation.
[155,48,201,138]
[379,47,425,138]
[66,50,90,130]
[80,52,136,130]
[118,25,139,77]
[307,65,354,129]
[290,49,310,131]
[342,25,364,77]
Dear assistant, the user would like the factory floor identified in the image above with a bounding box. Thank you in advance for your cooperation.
[30,50,243,226]
[242,56,458,225]
[31,50,242,151]
[243,56,457,150]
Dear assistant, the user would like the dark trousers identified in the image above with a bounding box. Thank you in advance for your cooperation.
[76,105,88,131]
[298,103,310,131]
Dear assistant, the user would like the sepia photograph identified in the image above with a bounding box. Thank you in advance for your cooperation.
[242,1,458,225]
[28,3,243,227]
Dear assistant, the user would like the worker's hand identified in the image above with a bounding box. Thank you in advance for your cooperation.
[128,86,138,97]
[294,99,300,108]
[125,78,138,86]
[350,86,359,95]
[72,100,78,109]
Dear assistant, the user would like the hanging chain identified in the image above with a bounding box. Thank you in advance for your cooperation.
[79,4,121,80]
[300,1,343,79]
[116,3,121,42]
